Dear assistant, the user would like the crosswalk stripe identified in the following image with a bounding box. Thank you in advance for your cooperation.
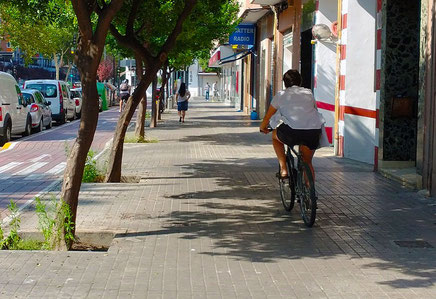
[0,162,23,174]
[45,162,66,175]
[23,173,45,181]
[30,154,51,163]
[13,162,48,176]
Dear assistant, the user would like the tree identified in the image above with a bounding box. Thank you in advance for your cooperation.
[104,0,199,182]
[97,58,114,81]
[105,0,239,182]
[0,1,77,80]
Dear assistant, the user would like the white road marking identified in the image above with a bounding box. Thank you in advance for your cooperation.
[45,162,66,175]
[30,154,51,163]
[0,162,23,173]
[13,162,48,176]
[23,173,45,181]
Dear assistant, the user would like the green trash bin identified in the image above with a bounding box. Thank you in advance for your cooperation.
[97,82,108,111]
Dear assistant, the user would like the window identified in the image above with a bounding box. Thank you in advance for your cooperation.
[26,84,57,98]
[15,86,25,105]
[70,90,81,98]
[35,92,44,104]
[61,85,69,99]
[22,93,35,105]
[189,71,193,83]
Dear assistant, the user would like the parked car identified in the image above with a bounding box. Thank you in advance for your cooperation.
[70,88,82,118]
[21,89,53,132]
[0,72,32,145]
[23,80,75,124]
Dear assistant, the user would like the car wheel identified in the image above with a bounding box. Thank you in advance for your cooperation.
[22,117,31,136]
[33,118,43,133]
[46,118,53,129]
[76,111,81,119]
[60,111,67,124]
[0,121,11,145]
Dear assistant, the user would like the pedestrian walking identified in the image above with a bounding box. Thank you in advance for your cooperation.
[176,82,191,123]
[212,81,218,99]
[119,79,131,112]
[204,82,210,101]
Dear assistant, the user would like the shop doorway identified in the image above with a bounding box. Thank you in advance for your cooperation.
[300,29,313,89]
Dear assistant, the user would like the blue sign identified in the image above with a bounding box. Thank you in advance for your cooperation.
[229,24,256,46]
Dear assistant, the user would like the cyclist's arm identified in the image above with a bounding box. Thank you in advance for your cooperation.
[260,105,277,133]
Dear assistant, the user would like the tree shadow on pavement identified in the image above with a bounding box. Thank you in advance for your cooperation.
[125,156,436,289]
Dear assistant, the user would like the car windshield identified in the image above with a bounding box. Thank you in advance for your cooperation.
[71,90,81,98]
[26,84,57,98]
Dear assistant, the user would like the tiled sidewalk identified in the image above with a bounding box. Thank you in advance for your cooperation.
[1,98,436,298]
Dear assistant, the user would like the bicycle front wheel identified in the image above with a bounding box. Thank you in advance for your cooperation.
[298,162,317,227]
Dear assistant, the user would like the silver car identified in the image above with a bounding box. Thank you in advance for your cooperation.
[21,89,53,132]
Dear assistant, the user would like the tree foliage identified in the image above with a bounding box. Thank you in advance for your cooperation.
[0,0,77,78]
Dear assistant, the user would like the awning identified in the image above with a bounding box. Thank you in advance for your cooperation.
[208,46,234,68]
[250,0,283,5]
[239,8,269,23]
[219,47,255,65]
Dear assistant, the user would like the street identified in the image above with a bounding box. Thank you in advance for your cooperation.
[0,108,120,221]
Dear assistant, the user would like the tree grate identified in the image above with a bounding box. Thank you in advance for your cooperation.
[394,240,433,248]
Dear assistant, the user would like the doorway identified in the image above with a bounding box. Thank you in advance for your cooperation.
[300,28,313,89]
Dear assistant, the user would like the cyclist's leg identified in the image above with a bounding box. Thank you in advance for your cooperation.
[300,145,316,182]
[272,130,288,177]
[119,97,123,112]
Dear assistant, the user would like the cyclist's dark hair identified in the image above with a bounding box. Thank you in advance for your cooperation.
[179,82,186,97]
[283,69,302,88]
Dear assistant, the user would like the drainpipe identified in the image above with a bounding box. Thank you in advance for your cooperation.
[334,0,343,156]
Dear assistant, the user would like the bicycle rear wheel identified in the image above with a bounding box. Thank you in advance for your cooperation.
[278,162,295,212]
[298,162,317,227]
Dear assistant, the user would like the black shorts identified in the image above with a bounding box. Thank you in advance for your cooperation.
[121,93,130,101]
[276,124,321,150]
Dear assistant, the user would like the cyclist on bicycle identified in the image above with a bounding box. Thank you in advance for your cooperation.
[119,79,131,112]
[260,69,324,181]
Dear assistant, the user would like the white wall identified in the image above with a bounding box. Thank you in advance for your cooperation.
[313,0,337,144]
[188,61,200,97]
[342,0,377,164]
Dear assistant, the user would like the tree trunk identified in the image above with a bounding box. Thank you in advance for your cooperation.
[54,74,99,250]
[134,55,146,139]
[158,67,169,121]
[135,95,147,138]
[65,62,73,82]
[54,54,60,80]
[150,76,158,128]
[105,69,159,182]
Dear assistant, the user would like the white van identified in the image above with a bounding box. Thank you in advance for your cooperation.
[0,72,32,145]
[23,80,75,124]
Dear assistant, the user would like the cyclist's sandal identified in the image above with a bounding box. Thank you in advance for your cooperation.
[275,172,289,180]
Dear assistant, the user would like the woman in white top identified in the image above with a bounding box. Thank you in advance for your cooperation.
[176,83,191,123]
[260,70,323,180]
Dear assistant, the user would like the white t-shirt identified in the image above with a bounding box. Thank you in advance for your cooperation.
[269,86,323,129]
[177,90,191,102]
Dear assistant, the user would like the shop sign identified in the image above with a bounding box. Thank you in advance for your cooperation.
[229,24,256,46]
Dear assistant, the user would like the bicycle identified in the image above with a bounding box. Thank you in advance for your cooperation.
[263,125,317,227]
